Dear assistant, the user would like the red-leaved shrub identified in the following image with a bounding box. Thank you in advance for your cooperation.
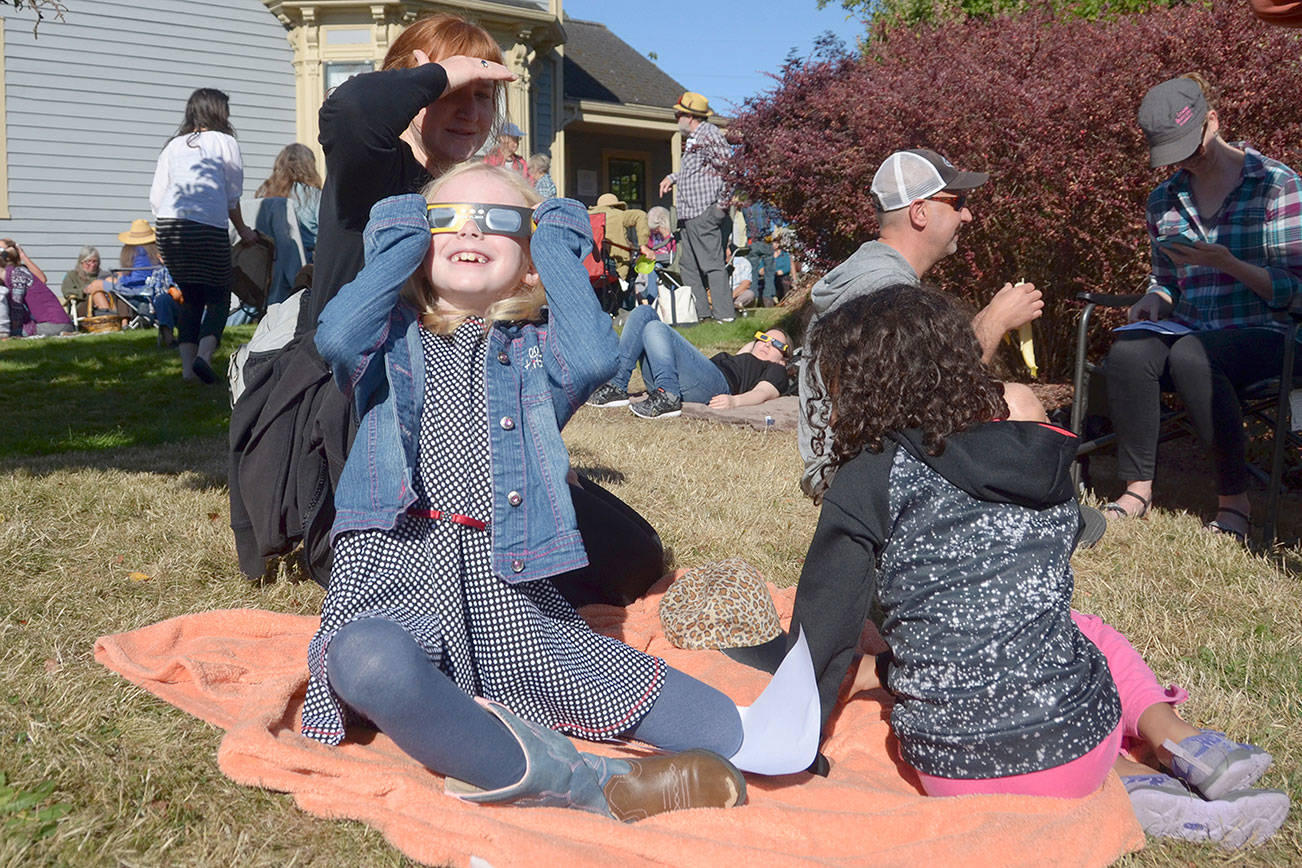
[730,0,1302,379]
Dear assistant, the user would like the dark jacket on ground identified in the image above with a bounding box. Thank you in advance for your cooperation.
[231,63,447,583]
[791,421,1121,779]
[228,295,352,584]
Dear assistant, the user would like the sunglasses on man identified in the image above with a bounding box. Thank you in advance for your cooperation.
[427,203,535,239]
[754,331,790,354]
[926,192,968,212]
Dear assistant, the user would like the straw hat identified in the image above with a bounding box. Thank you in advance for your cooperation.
[595,193,626,209]
[672,91,711,118]
[118,219,156,245]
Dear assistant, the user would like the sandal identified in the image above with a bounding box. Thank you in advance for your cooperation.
[1103,488,1151,520]
[1206,507,1250,544]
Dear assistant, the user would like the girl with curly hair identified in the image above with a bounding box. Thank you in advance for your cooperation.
[784,284,1288,849]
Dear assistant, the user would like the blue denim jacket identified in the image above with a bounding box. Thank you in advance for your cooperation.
[315,194,618,584]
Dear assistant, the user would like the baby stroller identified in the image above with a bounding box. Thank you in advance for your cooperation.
[644,260,695,326]
[627,232,694,327]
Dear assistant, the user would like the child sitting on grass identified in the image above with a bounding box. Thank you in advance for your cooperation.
[785,283,1288,849]
[306,162,753,821]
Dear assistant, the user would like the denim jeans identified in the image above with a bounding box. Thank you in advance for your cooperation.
[611,305,729,402]
[638,270,659,302]
[151,290,179,329]
[746,239,776,302]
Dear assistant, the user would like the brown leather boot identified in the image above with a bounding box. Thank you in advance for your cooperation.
[603,749,747,822]
[447,701,747,822]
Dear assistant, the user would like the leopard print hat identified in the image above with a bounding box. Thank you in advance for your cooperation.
[659,557,781,650]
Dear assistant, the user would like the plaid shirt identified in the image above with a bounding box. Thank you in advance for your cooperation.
[1146,145,1302,334]
[668,120,731,221]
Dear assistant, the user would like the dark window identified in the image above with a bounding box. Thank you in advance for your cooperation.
[608,158,646,211]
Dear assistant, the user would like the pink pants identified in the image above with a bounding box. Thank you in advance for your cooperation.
[915,610,1188,799]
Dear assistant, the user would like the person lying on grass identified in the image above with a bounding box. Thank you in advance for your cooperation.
[765,284,1289,849]
[308,161,757,822]
[585,305,791,419]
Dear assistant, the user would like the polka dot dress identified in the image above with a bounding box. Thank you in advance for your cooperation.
[302,318,665,746]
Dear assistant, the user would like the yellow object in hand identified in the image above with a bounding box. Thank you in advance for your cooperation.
[1018,322,1038,378]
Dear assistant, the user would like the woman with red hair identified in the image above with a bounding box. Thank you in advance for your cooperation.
[237,15,665,604]
[308,14,515,320]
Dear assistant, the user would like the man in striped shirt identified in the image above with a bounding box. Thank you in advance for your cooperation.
[659,92,735,322]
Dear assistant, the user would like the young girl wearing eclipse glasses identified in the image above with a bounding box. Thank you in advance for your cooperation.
[306,161,757,821]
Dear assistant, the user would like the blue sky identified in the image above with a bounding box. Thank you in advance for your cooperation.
[562,0,867,114]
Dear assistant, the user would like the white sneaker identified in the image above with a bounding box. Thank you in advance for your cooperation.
[1123,773,1290,850]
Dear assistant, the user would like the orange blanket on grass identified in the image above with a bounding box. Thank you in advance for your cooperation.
[94,579,1143,868]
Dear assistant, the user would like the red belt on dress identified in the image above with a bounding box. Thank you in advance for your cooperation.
[405,506,488,530]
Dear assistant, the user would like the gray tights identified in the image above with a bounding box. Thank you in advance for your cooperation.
[326,618,743,791]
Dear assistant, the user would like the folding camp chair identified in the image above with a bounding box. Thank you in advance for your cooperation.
[583,212,630,316]
[62,295,81,329]
[109,265,165,330]
[230,234,276,320]
[1069,290,1302,545]
[231,197,306,308]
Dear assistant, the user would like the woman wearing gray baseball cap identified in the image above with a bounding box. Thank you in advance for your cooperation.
[1102,73,1302,542]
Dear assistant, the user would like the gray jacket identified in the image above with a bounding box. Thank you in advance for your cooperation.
[798,241,918,498]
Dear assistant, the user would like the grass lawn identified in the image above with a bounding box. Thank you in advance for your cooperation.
[0,326,255,457]
[1,320,1299,866]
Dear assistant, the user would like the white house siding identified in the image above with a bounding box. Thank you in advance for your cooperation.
[1,0,294,278]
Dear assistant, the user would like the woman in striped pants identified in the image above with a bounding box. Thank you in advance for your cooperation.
[150,88,257,383]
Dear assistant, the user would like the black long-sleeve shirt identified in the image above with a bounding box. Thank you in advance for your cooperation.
[307,63,450,326]
[791,422,1121,780]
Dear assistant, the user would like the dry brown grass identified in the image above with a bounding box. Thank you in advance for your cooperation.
[1,410,1299,865]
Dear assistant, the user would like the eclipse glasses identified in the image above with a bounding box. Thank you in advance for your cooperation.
[427,203,535,239]
[754,331,790,354]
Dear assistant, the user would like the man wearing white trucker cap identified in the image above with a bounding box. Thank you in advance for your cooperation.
[798,148,1044,499]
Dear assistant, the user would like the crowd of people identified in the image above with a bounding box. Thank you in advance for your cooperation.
[20,8,1295,850]
[286,17,1294,844]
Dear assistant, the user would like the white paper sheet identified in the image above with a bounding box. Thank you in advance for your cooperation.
[1113,319,1195,336]
[727,627,821,776]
